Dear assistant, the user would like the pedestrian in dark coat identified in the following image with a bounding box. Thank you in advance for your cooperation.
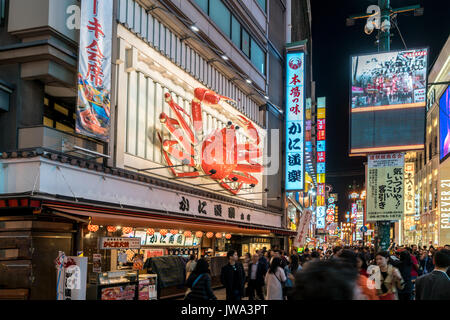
[185,258,217,300]
[415,249,450,300]
[220,250,246,300]
[247,254,268,300]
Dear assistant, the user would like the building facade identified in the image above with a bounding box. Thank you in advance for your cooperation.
[403,36,450,247]
[0,0,314,299]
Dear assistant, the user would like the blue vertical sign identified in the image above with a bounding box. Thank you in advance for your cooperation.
[285,51,305,191]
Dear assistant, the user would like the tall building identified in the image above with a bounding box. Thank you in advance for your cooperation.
[0,0,313,299]
[403,35,450,247]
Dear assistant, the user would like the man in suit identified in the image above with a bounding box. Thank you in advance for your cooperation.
[415,249,450,300]
[247,254,268,300]
[220,250,246,301]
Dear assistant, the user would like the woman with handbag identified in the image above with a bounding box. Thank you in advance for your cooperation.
[185,258,217,300]
[374,251,405,300]
[265,257,286,300]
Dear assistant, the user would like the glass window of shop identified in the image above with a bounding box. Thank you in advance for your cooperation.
[242,28,250,58]
[231,15,241,49]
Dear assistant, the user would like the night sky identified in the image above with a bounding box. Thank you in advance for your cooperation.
[310,0,450,216]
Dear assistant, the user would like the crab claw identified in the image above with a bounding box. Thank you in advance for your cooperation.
[194,88,235,105]
[236,115,260,145]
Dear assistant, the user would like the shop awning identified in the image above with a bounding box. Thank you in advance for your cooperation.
[43,202,281,235]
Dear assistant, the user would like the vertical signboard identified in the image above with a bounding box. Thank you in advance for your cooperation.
[285,50,305,191]
[76,0,113,141]
[293,209,312,248]
[356,200,364,241]
[316,97,326,228]
[438,159,450,246]
[404,163,415,215]
[366,153,405,221]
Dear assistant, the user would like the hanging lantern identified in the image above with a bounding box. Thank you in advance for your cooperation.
[87,224,99,232]
[225,233,232,240]
[184,231,192,238]
[107,226,116,233]
[159,229,168,236]
[146,228,155,236]
[206,232,214,238]
[195,231,203,238]
[170,229,179,235]
[215,232,223,239]
[122,227,133,234]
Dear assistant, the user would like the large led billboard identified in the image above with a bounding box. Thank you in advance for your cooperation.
[439,86,450,162]
[350,49,428,155]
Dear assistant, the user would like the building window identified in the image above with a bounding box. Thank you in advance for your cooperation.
[0,82,12,112]
[43,95,75,133]
[231,15,241,49]
[434,136,438,155]
[242,29,250,58]
[256,0,266,13]
[209,0,231,37]
[0,0,6,26]
[429,142,432,161]
[194,0,209,13]
[251,38,266,74]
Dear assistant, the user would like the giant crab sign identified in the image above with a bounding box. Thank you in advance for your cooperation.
[157,88,263,195]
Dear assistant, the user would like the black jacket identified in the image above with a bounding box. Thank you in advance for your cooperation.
[247,259,268,286]
[415,270,450,300]
[185,272,217,300]
[220,262,246,299]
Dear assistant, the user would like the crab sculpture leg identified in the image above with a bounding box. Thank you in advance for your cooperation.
[220,115,264,195]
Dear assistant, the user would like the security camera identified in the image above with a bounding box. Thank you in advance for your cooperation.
[364,22,375,35]
[380,20,391,33]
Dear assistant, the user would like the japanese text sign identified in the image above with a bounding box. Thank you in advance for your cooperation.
[100,237,141,250]
[76,0,113,141]
[285,50,305,191]
[367,153,405,221]
[316,97,326,229]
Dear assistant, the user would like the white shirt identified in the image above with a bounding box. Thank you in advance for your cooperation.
[265,267,286,300]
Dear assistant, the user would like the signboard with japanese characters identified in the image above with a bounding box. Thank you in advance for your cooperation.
[438,159,450,246]
[293,209,312,248]
[100,237,141,250]
[145,232,190,247]
[404,163,415,215]
[367,153,405,221]
[316,97,326,229]
[285,50,305,191]
[76,0,113,141]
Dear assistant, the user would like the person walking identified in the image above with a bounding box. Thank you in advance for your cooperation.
[415,249,450,300]
[220,250,246,301]
[419,250,434,275]
[185,254,197,280]
[184,258,217,300]
[395,250,414,300]
[373,251,405,300]
[247,254,267,300]
[265,257,286,300]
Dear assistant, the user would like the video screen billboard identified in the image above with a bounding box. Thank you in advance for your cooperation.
[350,49,428,155]
[439,86,450,162]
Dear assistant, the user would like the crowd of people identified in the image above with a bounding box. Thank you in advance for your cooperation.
[183,244,450,300]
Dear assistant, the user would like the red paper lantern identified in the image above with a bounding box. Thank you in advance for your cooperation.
[195,231,203,238]
[206,232,214,238]
[170,229,178,235]
[87,224,99,232]
[159,229,168,236]
[107,226,116,233]
[122,227,133,234]
[225,233,232,239]
[146,228,155,235]
[215,232,223,239]
[184,231,192,237]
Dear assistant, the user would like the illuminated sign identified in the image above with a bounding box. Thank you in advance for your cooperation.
[439,86,450,162]
[404,163,415,215]
[316,97,326,228]
[350,49,428,154]
[366,153,405,221]
[100,237,141,250]
[285,50,305,191]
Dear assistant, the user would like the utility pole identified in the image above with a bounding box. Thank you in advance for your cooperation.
[347,1,423,252]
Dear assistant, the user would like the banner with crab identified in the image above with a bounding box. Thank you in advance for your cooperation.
[76,0,113,141]
[157,88,263,195]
